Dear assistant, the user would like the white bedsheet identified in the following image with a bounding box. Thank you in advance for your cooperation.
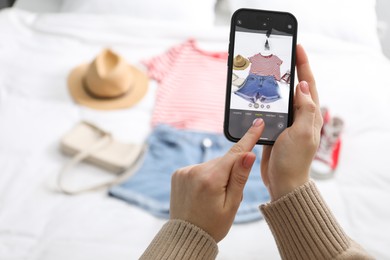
[0,9,390,260]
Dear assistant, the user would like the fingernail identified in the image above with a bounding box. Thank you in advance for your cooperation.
[300,81,310,95]
[252,118,264,127]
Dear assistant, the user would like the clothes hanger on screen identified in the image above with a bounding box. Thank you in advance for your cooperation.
[261,29,273,56]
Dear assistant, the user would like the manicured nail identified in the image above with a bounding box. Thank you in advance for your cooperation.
[300,81,310,95]
[252,118,264,127]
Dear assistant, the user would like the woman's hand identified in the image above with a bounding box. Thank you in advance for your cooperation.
[261,44,323,201]
[170,119,265,242]
[169,44,322,242]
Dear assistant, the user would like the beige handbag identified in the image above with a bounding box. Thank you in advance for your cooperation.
[58,121,145,194]
[232,72,246,87]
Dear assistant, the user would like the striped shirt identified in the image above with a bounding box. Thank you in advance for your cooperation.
[143,39,228,133]
[249,53,283,81]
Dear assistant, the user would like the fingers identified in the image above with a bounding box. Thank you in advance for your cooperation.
[216,118,264,177]
[261,144,272,163]
[294,45,323,140]
[260,145,271,187]
[226,118,264,157]
[291,81,318,144]
[225,152,256,208]
[296,44,319,106]
[223,120,264,207]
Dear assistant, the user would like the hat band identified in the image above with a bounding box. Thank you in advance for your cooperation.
[82,77,131,100]
[234,62,246,68]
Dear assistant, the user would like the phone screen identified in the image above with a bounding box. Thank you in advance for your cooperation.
[224,9,297,145]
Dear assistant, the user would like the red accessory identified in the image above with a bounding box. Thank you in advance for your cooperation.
[280,70,291,84]
[310,108,344,179]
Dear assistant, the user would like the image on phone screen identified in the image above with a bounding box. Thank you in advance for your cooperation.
[224,9,297,145]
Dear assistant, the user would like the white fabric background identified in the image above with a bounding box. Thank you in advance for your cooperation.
[0,6,390,260]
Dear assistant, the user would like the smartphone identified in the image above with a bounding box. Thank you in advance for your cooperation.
[224,8,298,145]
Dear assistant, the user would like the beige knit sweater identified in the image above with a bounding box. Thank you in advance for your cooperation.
[141,181,373,260]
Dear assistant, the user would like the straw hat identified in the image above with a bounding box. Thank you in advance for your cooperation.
[67,49,148,110]
[233,54,250,70]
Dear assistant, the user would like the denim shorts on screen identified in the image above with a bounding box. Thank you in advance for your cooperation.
[109,124,270,223]
[235,74,281,103]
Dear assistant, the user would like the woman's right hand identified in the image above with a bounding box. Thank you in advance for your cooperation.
[261,45,323,201]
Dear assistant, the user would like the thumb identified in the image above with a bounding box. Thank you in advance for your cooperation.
[293,81,317,134]
[225,152,256,209]
[290,81,322,150]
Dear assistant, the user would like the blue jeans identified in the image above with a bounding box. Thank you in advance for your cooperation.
[109,125,269,223]
[235,74,281,103]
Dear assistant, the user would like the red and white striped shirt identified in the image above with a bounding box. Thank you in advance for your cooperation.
[249,53,283,81]
[143,39,228,133]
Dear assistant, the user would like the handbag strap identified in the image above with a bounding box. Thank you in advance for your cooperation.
[58,121,147,195]
[57,132,118,195]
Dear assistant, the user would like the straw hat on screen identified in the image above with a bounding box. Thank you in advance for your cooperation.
[233,54,250,70]
[67,49,148,110]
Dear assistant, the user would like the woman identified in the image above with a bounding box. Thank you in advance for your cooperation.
[141,45,373,260]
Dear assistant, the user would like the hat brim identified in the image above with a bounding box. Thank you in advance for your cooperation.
[67,63,149,110]
[233,61,250,70]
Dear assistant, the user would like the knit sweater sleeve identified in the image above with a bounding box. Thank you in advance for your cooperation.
[260,180,374,260]
[140,219,218,260]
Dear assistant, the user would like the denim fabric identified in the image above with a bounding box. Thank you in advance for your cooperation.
[235,74,281,103]
[109,125,270,223]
